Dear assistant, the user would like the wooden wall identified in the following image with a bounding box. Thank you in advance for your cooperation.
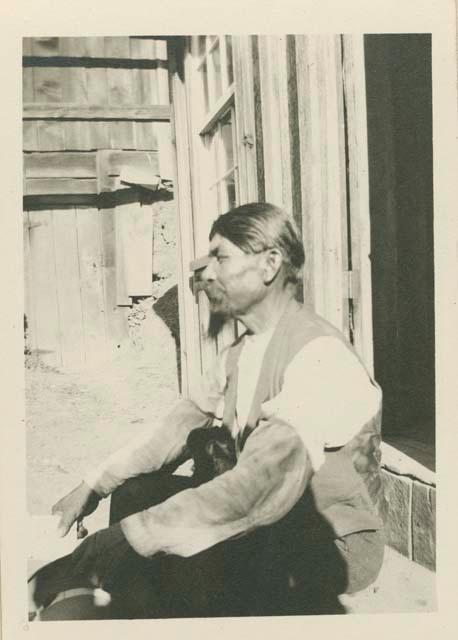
[233,35,372,355]
[23,36,170,154]
[23,36,172,369]
[172,34,374,390]
[24,208,121,368]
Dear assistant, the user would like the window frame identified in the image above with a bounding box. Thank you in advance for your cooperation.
[186,35,241,367]
[188,35,240,256]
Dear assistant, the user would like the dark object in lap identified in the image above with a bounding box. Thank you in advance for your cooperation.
[109,425,236,523]
[186,426,236,483]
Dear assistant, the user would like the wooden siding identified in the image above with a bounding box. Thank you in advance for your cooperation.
[22,36,170,153]
[24,208,127,368]
[249,35,350,335]
[171,34,374,390]
[23,36,172,369]
[168,38,201,397]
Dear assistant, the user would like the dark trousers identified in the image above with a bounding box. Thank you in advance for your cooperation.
[107,470,385,618]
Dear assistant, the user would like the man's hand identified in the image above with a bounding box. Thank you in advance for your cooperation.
[52,482,101,537]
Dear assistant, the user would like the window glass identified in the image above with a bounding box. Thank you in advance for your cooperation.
[210,42,222,101]
[198,36,206,57]
[223,173,237,210]
[206,128,218,185]
[220,112,234,172]
[201,61,209,113]
[225,36,234,85]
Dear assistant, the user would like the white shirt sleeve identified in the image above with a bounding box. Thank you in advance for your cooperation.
[261,336,381,471]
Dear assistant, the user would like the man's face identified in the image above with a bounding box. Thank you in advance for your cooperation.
[201,234,268,319]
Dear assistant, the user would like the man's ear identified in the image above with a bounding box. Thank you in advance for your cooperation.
[262,248,283,284]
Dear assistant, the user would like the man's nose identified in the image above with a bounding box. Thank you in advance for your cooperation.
[201,258,216,282]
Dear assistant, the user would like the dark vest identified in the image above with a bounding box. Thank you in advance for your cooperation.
[222,299,386,541]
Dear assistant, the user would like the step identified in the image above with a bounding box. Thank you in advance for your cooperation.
[339,545,436,614]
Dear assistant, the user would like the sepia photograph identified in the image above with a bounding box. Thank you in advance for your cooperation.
[22,31,437,620]
[1,1,457,636]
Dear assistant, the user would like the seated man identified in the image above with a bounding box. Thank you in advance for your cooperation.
[48,202,385,618]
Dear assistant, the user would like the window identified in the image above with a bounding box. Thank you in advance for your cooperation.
[205,108,237,214]
[196,35,234,116]
[187,36,239,366]
[190,35,238,255]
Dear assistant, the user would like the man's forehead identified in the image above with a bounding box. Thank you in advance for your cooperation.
[208,234,244,255]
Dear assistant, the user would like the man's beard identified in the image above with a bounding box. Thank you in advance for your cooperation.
[207,310,231,339]
[205,289,233,339]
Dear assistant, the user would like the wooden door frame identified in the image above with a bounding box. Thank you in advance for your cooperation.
[168,37,201,398]
[341,35,375,375]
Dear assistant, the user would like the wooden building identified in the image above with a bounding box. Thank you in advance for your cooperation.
[23,36,173,369]
[23,34,437,573]
[168,35,436,572]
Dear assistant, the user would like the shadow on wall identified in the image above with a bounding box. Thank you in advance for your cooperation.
[152,284,181,393]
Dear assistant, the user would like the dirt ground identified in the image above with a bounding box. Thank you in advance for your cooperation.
[25,309,180,533]
[25,198,181,532]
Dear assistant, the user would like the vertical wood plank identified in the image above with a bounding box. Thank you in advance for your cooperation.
[88,121,110,150]
[256,36,293,211]
[100,208,129,347]
[155,39,169,105]
[31,37,60,56]
[104,36,131,59]
[33,67,63,103]
[135,69,157,104]
[23,212,38,354]
[109,121,135,150]
[286,35,304,235]
[169,38,201,396]
[295,35,316,308]
[114,205,131,306]
[295,35,348,330]
[62,121,92,150]
[186,41,215,256]
[115,203,153,298]
[258,36,283,207]
[156,121,174,180]
[107,68,134,105]
[86,68,109,105]
[61,67,88,104]
[23,37,33,56]
[23,68,34,102]
[232,35,259,203]
[275,36,293,215]
[76,209,108,363]
[131,38,157,103]
[27,210,62,367]
[342,35,375,371]
[84,37,105,58]
[37,121,65,150]
[52,210,85,368]
[130,37,155,59]
[134,122,158,151]
[59,37,86,57]
[251,36,265,201]
[320,35,347,332]
[23,122,39,151]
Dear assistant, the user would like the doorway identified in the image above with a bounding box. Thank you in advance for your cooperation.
[364,34,435,470]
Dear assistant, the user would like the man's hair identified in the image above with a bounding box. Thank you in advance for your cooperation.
[209,202,305,285]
